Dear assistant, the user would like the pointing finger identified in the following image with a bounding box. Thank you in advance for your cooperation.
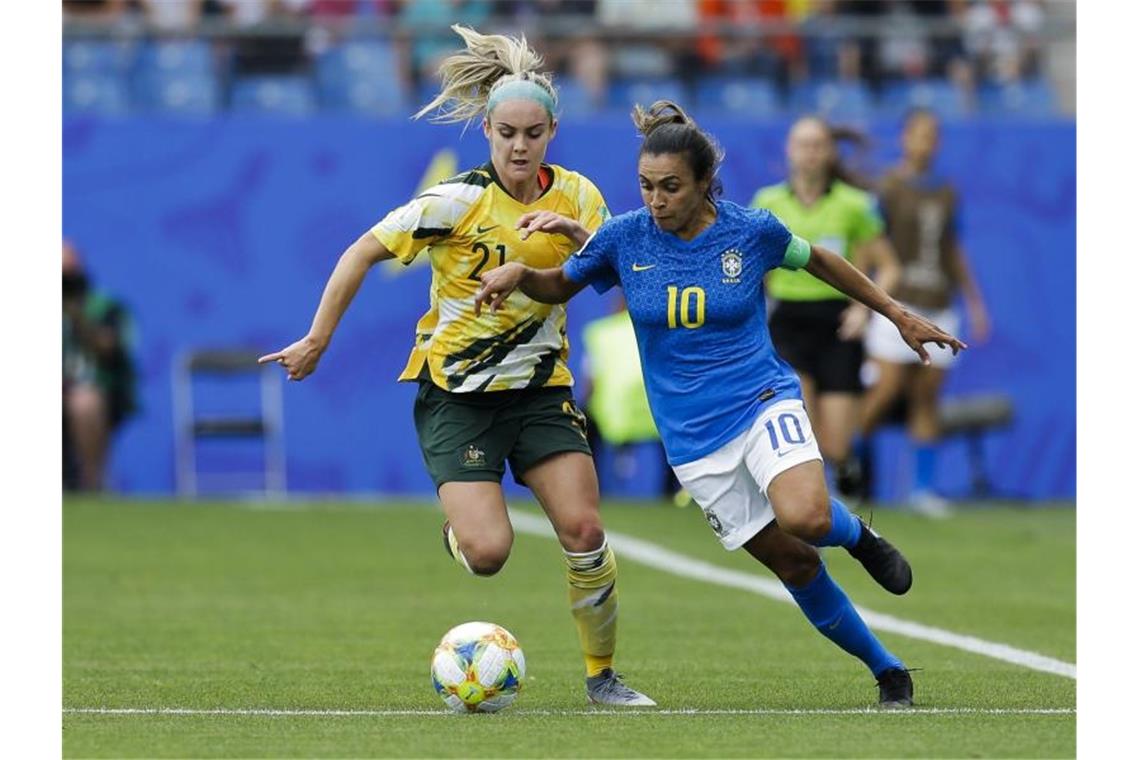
[258,352,283,364]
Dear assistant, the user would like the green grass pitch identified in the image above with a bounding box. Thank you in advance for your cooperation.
[63,498,1075,757]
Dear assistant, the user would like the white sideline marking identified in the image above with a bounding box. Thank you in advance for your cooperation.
[64,707,1074,718]
[507,511,1077,680]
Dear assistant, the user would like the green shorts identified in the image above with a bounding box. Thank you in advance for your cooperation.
[413,381,593,489]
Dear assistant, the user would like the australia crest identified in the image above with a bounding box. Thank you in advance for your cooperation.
[460,444,486,467]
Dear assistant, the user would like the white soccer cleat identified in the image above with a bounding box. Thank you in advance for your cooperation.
[585,669,657,707]
[910,491,953,519]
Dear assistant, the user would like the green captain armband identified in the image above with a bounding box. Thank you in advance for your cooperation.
[780,234,811,270]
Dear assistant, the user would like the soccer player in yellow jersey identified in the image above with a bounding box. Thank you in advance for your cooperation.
[259,25,654,707]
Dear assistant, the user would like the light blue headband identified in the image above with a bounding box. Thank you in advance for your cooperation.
[486,78,556,117]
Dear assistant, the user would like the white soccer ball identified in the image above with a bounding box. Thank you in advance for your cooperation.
[430,621,526,713]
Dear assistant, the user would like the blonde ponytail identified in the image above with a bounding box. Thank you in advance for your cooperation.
[413,25,557,124]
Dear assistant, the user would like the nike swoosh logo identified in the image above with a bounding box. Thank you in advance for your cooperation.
[476,224,499,234]
[632,263,656,272]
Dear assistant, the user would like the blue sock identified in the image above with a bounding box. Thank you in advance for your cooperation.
[809,497,863,549]
[786,564,904,677]
[914,444,937,493]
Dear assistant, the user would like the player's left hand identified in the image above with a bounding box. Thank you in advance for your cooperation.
[515,211,584,243]
[893,307,968,365]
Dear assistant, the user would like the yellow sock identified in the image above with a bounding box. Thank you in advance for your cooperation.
[565,541,619,677]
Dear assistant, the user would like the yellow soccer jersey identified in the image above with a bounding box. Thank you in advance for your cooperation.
[371,162,611,393]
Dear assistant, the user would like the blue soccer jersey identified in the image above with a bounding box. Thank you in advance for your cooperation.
[564,200,812,465]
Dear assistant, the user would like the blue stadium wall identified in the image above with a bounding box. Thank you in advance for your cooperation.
[63,116,1075,501]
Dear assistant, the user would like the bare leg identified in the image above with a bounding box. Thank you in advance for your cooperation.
[907,365,946,443]
[437,481,513,576]
[817,392,861,463]
[859,360,910,435]
[64,384,110,492]
[765,459,833,544]
[741,521,822,586]
[521,451,604,553]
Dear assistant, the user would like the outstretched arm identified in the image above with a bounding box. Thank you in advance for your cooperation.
[474,262,587,315]
[804,244,967,364]
[258,231,394,380]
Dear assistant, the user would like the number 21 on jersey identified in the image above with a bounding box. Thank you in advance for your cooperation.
[666,285,705,329]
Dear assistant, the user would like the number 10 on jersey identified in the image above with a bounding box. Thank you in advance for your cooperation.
[666,285,706,329]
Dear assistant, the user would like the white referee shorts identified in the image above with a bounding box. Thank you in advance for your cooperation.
[672,399,823,551]
[865,304,961,369]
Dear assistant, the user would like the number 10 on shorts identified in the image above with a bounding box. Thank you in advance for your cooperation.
[765,412,806,451]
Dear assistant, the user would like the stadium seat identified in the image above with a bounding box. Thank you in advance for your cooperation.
[172,349,286,498]
[881,79,975,120]
[980,79,1057,118]
[63,39,134,75]
[695,77,783,118]
[135,40,215,75]
[938,394,1015,497]
[133,72,220,116]
[790,80,873,121]
[230,76,317,116]
[316,41,407,115]
[63,73,130,116]
[609,78,689,112]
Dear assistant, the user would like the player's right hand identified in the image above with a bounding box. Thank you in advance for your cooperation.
[258,336,326,381]
[474,262,527,316]
[516,210,579,241]
[893,309,967,366]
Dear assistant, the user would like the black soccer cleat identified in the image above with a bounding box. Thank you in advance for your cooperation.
[847,518,913,595]
[876,667,915,709]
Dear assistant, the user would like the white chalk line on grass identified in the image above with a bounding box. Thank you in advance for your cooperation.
[64,707,1074,718]
[506,511,1077,680]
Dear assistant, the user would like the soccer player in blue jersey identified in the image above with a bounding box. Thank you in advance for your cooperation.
[474,101,966,708]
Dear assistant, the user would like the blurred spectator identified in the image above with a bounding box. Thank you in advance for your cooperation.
[859,109,990,516]
[695,0,793,81]
[63,241,138,493]
[877,1,931,80]
[214,0,312,75]
[60,0,1067,115]
[797,0,853,81]
[308,0,397,21]
[962,0,1045,82]
[63,0,129,21]
[559,34,610,112]
[580,295,681,502]
[400,0,492,85]
[305,0,400,58]
[597,0,695,79]
[137,0,205,33]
